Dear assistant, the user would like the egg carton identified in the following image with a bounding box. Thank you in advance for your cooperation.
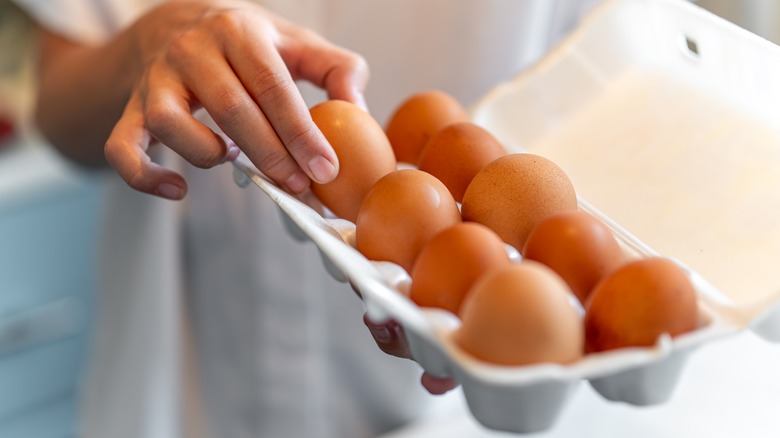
[231,0,780,433]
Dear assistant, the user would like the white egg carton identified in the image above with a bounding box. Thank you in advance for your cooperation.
[232,0,780,433]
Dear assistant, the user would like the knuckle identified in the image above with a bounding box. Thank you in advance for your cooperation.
[284,124,319,155]
[209,9,244,34]
[250,68,292,106]
[103,139,120,164]
[103,140,152,192]
[144,101,177,139]
[166,30,201,64]
[189,147,224,169]
[212,90,253,123]
[296,27,323,44]
[126,168,151,192]
[258,149,293,176]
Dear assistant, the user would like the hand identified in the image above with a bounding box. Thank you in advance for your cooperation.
[104,0,369,199]
[363,314,459,395]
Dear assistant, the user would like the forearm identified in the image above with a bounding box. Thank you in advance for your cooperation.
[34,27,139,167]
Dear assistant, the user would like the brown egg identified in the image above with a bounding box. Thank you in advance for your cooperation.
[417,122,507,203]
[410,222,511,315]
[356,169,461,273]
[523,210,625,305]
[310,99,397,222]
[455,261,584,366]
[584,257,699,353]
[461,153,577,252]
[385,90,469,164]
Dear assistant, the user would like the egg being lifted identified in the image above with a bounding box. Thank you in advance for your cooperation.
[461,153,577,252]
[310,99,397,223]
[385,90,469,164]
[356,169,461,274]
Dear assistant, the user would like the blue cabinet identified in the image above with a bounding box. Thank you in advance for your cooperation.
[0,146,104,438]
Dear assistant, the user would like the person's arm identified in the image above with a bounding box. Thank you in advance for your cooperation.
[35,28,138,166]
[32,0,369,199]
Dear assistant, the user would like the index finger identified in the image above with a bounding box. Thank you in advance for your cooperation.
[223,27,340,185]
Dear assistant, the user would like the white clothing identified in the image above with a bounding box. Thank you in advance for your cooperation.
[11,1,599,437]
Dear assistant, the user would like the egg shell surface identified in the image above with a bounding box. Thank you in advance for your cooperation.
[461,153,578,252]
[455,261,584,366]
[310,99,397,222]
[417,121,507,203]
[356,169,461,273]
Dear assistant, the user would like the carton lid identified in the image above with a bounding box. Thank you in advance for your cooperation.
[471,0,780,310]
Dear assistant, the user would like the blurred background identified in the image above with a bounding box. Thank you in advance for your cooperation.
[0,0,778,437]
[0,3,106,437]
[696,0,780,43]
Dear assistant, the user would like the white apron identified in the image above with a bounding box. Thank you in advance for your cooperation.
[11,1,599,437]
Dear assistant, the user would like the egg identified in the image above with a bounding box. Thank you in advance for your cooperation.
[523,210,625,305]
[417,122,507,203]
[385,90,469,164]
[356,169,461,273]
[461,153,578,252]
[310,99,397,222]
[584,257,699,353]
[455,261,584,366]
[409,222,511,315]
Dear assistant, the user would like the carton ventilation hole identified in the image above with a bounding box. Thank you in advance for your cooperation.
[680,33,700,60]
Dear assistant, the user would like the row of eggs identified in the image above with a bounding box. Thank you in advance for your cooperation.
[307,91,699,366]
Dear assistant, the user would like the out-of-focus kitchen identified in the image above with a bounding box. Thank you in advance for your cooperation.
[0,3,105,437]
[0,3,108,437]
[1,1,780,437]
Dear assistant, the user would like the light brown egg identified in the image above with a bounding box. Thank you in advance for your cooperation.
[409,222,511,315]
[384,90,469,164]
[455,261,584,366]
[356,169,461,273]
[461,153,577,252]
[584,257,699,353]
[523,210,625,305]
[310,99,397,223]
[417,122,507,203]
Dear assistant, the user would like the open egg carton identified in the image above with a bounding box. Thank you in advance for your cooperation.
[232,0,780,433]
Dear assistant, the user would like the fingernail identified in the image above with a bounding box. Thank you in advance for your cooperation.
[285,170,310,193]
[308,155,338,184]
[156,183,184,200]
[223,145,240,163]
[354,91,368,112]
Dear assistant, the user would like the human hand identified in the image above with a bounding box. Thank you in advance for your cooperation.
[105,0,368,199]
[363,314,459,396]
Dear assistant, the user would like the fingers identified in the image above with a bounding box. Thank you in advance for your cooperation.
[104,91,191,200]
[278,25,370,110]
[363,314,410,359]
[421,373,458,396]
[106,76,239,200]
[363,314,459,395]
[174,52,313,193]
[141,63,238,168]
[107,5,371,199]
[218,17,339,190]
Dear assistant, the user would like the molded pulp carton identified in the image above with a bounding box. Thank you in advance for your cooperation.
[232,0,780,433]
